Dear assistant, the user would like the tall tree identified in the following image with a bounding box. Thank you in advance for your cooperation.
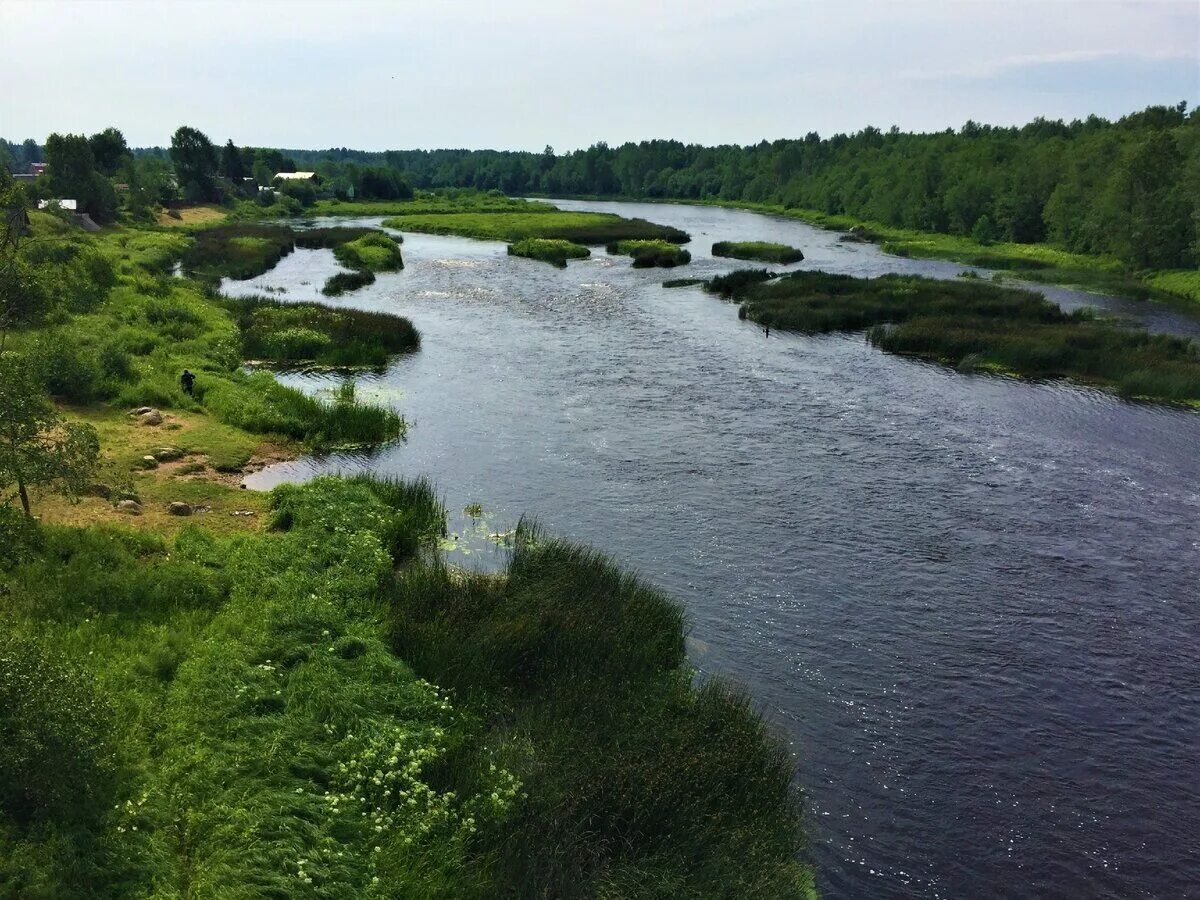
[220,140,246,181]
[87,127,130,177]
[169,126,219,203]
[43,133,116,222]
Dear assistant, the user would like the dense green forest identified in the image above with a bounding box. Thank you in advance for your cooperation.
[5,102,1197,270]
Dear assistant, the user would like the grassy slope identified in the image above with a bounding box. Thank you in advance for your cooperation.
[2,212,816,897]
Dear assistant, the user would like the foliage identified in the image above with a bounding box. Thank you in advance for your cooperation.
[170,125,220,203]
[507,237,590,267]
[607,238,692,267]
[0,354,101,515]
[293,226,401,250]
[43,131,117,222]
[0,635,118,825]
[88,127,131,177]
[723,270,1200,402]
[704,268,777,298]
[712,240,804,264]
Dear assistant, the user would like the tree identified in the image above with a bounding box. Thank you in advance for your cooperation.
[169,126,219,202]
[220,139,246,181]
[0,355,99,517]
[88,127,130,176]
[0,183,51,352]
[43,133,117,222]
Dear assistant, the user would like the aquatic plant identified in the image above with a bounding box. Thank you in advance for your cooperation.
[322,269,376,296]
[381,211,688,245]
[332,232,404,271]
[181,223,295,280]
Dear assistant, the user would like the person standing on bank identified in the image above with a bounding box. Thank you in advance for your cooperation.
[180,369,196,395]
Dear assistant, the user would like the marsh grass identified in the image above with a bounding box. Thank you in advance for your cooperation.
[388,523,815,897]
[293,226,402,250]
[381,211,688,245]
[712,240,804,264]
[331,232,405,271]
[181,224,295,281]
[728,270,1200,403]
[508,238,590,268]
[322,269,376,296]
[606,239,692,268]
[662,277,706,288]
[222,296,419,367]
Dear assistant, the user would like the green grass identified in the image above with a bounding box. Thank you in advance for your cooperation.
[312,194,549,218]
[332,232,404,271]
[507,238,590,267]
[222,296,420,367]
[712,240,804,264]
[722,269,1200,404]
[381,211,688,245]
[323,269,376,296]
[1147,270,1200,305]
[606,239,692,268]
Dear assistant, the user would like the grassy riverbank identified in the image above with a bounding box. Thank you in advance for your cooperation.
[716,270,1200,404]
[2,200,813,896]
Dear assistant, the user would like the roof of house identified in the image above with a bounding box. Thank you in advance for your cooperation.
[39,198,78,211]
[274,171,317,180]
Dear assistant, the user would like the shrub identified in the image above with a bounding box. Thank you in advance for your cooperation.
[0,636,118,825]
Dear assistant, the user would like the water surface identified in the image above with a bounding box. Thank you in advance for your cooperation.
[231,202,1200,898]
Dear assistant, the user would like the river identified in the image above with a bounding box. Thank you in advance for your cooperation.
[227,200,1200,898]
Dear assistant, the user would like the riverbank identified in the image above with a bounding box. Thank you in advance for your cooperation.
[1,208,815,896]
[528,194,1200,310]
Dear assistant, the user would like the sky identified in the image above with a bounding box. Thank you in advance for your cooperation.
[1,0,1197,152]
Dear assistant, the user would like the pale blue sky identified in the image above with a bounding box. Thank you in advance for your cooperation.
[1,0,1196,151]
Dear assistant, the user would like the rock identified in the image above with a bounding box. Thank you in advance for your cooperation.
[154,447,184,462]
[131,406,153,416]
[87,483,113,499]
[140,455,159,469]
[168,501,192,516]
[138,409,164,426]
[231,509,256,517]
[117,499,142,515]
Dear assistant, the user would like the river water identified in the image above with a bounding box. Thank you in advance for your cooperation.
[228,201,1200,899]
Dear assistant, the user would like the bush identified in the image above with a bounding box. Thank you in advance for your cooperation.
[0,636,117,825]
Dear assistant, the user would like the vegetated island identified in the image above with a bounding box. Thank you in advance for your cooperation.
[607,239,692,268]
[508,237,590,267]
[712,240,804,264]
[0,151,813,897]
[707,269,1200,405]
[380,208,688,245]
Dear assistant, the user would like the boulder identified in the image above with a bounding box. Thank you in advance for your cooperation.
[131,406,153,416]
[140,455,159,469]
[154,447,184,461]
[117,499,142,515]
[168,501,193,517]
[138,409,164,426]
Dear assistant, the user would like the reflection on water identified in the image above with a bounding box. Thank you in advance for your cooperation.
[242,202,1200,898]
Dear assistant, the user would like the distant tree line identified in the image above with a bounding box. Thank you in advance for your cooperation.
[380,103,1195,270]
